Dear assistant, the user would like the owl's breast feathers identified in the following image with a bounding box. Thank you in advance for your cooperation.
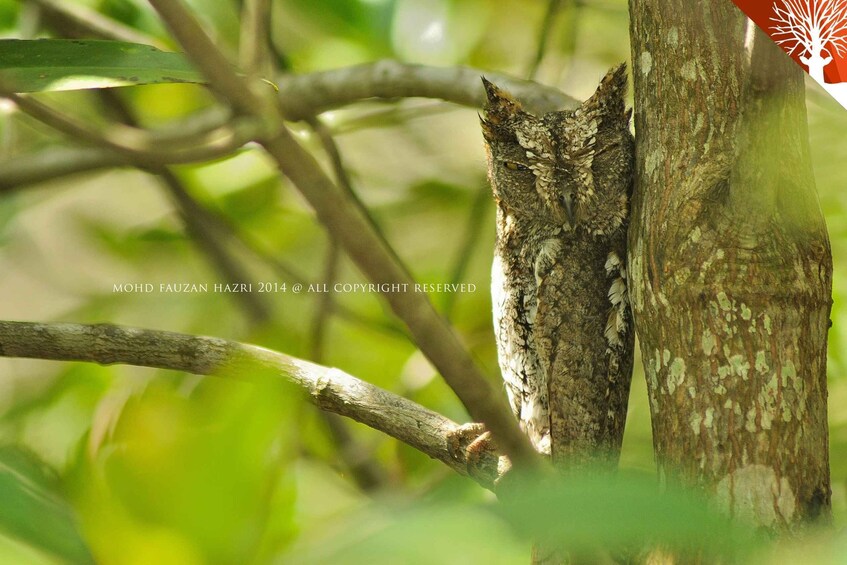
[533,226,633,465]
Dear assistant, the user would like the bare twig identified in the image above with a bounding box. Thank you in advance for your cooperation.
[1,89,262,166]
[239,0,272,77]
[309,240,391,492]
[0,61,573,180]
[276,60,576,120]
[217,220,407,338]
[306,115,403,317]
[309,240,342,362]
[147,0,539,468]
[29,0,165,47]
[0,320,499,489]
[527,0,564,80]
[306,119,393,490]
[93,89,273,325]
[443,183,491,320]
[157,169,274,324]
[0,147,130,191]
[147,0,267,117]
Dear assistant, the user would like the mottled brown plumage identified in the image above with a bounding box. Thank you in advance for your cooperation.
[481,65,635,468]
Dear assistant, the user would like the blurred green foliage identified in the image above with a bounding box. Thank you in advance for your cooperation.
[0,0,844,563]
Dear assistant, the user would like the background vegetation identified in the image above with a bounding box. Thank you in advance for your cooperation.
[0,0,845,562]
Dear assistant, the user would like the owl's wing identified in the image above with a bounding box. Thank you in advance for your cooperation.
[492,251,551,454]
[533,238,632,467]
[491,254,525,422]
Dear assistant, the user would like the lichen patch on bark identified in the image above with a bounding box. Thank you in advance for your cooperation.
[639,51,653,75]
[716,464,796,526]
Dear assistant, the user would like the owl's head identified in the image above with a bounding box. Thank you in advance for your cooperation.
[481,65,633,235]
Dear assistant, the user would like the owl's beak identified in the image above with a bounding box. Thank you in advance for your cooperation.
[562,191,576,227]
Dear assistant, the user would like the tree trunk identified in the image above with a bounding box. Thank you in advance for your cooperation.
[628,0,832,529]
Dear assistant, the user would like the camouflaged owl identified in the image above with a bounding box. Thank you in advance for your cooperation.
[481,65,635,467]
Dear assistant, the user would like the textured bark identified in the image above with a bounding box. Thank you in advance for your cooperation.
[628,1,832,528]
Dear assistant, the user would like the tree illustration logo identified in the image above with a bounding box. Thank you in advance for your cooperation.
[732,0,847,107]
[770,0,847,83]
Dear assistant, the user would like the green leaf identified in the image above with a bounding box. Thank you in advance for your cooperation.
[0,446,95,564]
[499,470,759,559]
[0,39,204,93]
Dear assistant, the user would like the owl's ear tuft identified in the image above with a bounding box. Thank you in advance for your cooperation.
[479,113,497,142]
[584,63,628,117]
[481,77,522,124]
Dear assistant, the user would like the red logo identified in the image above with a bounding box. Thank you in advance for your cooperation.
[733,0,847,106]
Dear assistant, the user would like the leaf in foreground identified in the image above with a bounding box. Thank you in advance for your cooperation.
[0,445,94,564]
[0,39,204,92]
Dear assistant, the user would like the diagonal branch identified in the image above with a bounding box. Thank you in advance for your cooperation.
[95,89,273,326]
[146,0,540,468]
[1,0,545,468]
[526,0,563,80]
[30,0,165,47]
[0,320,500,490]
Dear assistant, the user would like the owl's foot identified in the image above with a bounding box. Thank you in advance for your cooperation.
[447,423,506,486]
[447,423,488,460]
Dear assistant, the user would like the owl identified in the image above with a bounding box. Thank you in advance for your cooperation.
[481,65,635,468]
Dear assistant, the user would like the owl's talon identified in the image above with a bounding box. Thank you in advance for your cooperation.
[447,422,488,462]
[447,423,503,484]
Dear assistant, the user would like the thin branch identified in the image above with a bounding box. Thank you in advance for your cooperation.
[526,0,563,80]
[443,183,491,320]
[0,62,572,179]
[212,217,407,338]
[156,168,274,325]
[148,0,266,117]
[146,0,540,468]
[0,89,261,166]
[266,4,292,72]
[29,0,165,47]
[309,240,391,492]
[0,147,130,191]
[93,89,273,325]
[306,120,393,491]
[305,116,404,317]
[306,118,358,198]
[0,320,500,490]
[309,240,341,362]
[276,60,576,120]
[239,0,272,77]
